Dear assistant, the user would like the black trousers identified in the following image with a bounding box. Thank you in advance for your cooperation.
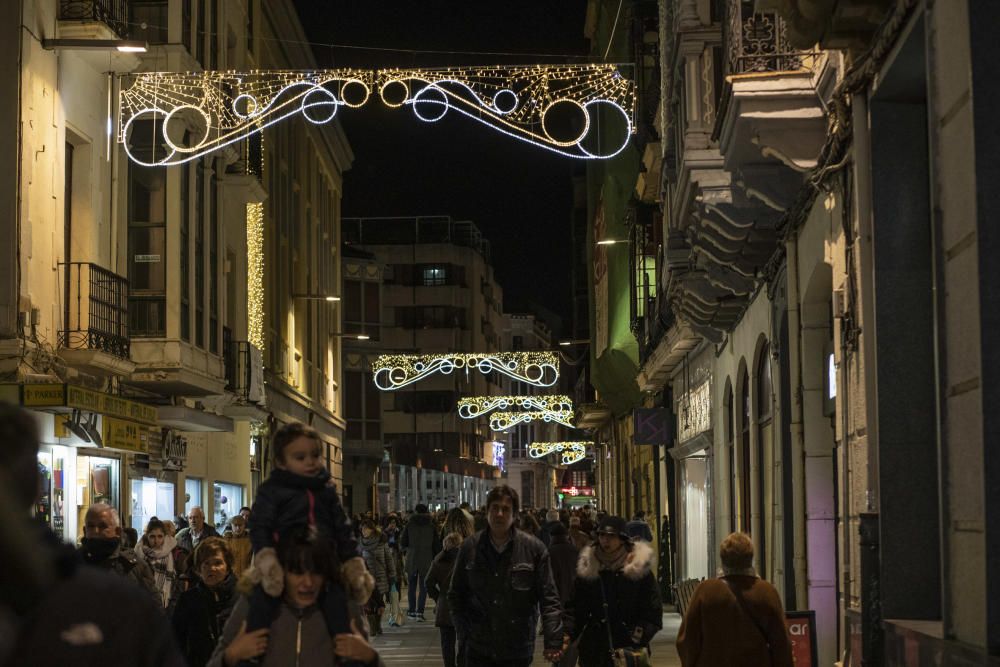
[464,648,531,667]
[439,626,457,667]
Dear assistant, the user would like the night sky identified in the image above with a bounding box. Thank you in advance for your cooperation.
[291,1,592,333]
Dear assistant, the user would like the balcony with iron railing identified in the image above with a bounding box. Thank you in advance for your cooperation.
[724,0,817,77]
[58,0,129,39]
[59,262,135,375]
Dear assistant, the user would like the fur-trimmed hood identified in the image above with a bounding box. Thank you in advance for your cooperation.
[576,540,653,581]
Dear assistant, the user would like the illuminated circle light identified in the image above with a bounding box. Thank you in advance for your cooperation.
[371,352,560,391]
[528,441,592,465]
[457,395,573,419]
[489,410,574,432]
[118,65,636,165]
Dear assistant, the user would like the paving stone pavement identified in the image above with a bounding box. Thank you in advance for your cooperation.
[370,602,683,666]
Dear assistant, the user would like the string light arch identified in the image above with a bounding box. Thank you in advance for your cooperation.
[528,441,591,465]
[371,352,560,391]
[118,64,636,166]
[489,410,575,432]
[456,394,573,419]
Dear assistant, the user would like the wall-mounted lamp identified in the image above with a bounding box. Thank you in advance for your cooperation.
[595,238,629,246]
[558,339,590,347]
[330,332,370,341]
[292,293,341,302]
[42,39,148,53]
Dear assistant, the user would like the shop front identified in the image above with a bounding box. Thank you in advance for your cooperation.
[2,383,161,544]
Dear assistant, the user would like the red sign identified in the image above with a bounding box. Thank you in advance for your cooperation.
[559,486,593,497]
[785,611,817,667]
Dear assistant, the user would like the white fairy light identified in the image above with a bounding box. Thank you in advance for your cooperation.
[117,65,636,165]
[489,410,575,432]
[456,395,573,419]
[528,441,591,465]
[371,352,560,391]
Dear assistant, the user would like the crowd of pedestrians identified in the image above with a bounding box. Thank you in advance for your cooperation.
[0,400,796,667]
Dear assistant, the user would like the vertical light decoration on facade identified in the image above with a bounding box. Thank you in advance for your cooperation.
[246,202,264,350]
[528,441,592,465]
[117,65,635,165]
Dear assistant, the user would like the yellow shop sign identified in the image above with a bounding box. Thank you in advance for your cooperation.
[102,417,150,454]
[1,383,159,426]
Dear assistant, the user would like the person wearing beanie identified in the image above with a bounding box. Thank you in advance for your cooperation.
[539,508,562,547]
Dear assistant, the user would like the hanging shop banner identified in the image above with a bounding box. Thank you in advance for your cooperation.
[785,610,818,667]
[633,408,673,446]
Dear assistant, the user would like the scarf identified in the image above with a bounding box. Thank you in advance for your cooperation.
[594,543,629,572]
[139,534,177,607]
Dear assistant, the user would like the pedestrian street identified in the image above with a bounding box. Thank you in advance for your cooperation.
[370,601,683,666]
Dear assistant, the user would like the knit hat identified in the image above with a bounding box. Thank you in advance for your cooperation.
[549,522,568,537]
[595,515,630,540]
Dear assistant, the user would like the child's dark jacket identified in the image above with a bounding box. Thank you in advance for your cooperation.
[249,468,358,563]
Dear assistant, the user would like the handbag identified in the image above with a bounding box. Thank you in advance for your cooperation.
[597,575,652,667]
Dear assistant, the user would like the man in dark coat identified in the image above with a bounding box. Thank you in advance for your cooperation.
[175,506,219,554]
[625,510,654,543]
[0,402,184,667]
[539,508,563,547]
[400,503,436,620]
[448,485,567,666]
[79,503,158,598]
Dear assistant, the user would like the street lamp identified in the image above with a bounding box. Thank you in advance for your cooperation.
[330,332,370,341]
[42,39,149,52]
[595,238,629,246]
[292,293,340,302]
[558,339,590,347]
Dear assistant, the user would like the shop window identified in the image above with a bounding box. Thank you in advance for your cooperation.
[755,342,773,579]
[77,454,121,537]
[185,477,203,515]
[37,446,75,542]
[130,477,175,533]
[213,482,244,529]
[739,366,751,534]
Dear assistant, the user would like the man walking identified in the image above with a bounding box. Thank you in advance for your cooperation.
[175,506,219,554]
[626,510,654,542]
[400,502,436,620]
[449,485,566,666]
[79,503,158,597]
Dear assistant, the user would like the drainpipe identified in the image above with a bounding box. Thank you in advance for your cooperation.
[785,238,809,609]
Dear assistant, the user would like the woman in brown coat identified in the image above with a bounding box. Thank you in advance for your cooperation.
[676,532,794,667]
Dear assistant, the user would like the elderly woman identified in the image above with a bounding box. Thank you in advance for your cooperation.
[173,537,239,667]
[207,528,384,667]
[573,515,662,667]
[676,532,793,667]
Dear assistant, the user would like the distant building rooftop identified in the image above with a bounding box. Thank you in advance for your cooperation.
[342,215,491,264]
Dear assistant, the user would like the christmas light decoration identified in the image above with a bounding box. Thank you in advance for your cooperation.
[489,410,575,431]
[371,352,559,391]
[117,65,635,166]
[528,441,591,465]
[457,395,573,419]
[246,202,264,350]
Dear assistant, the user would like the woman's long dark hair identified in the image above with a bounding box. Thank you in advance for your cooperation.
[277,527,340,585]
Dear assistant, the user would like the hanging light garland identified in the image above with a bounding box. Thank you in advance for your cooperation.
[490,410,575,431]
[371,352,559,391]
[118,64,636,166]
[457,394,573,419]
[528,441,591,465]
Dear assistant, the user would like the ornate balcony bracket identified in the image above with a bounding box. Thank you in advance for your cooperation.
[118,65,636,166]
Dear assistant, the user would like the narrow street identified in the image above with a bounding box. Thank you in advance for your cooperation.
[371,601,683,666]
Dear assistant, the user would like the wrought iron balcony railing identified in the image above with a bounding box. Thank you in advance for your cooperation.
[726,0,816,75]
[58,0,129,39]
[225,338,265,403]
[60,262,130,359]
